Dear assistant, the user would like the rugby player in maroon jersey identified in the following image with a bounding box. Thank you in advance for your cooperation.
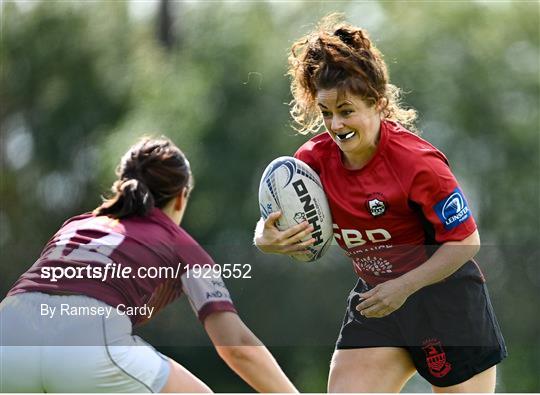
[1,137,297,393]
[254,14,506,393]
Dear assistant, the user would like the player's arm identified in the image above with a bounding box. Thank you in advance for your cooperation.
[253,211,315,255]
[399,229,480,293]
[356,230,480,318]
[204,311,298,393]
[357,150,480,318]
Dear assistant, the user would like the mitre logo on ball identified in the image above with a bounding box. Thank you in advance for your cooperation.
[366,193,388,217]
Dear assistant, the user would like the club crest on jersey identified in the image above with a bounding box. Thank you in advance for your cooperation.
[434,188,470,230]
[366,193,387,217]
[422,338,452,378]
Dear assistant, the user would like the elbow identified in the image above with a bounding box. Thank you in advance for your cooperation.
[216,330,262,365]
[451,230,480,260]
[217,345,258,365]
[470,243,480,260]
[469,230,481,258]
[473,240,481,255]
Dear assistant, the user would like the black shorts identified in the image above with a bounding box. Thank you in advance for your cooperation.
[336,262,507,387]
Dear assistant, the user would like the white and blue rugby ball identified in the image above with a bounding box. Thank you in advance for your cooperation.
[258,156,333,262]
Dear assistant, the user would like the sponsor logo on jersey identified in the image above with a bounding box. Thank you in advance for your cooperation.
[365,193,388,217]
[333,224,392,248]
[422,338,452,377]
[353,255,393,276]
[434,188,470,230]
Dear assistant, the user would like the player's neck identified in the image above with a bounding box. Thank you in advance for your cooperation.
[341,125,381,170]
[160,200,184,226]
[342,148,377,170]
[342,132,380,170]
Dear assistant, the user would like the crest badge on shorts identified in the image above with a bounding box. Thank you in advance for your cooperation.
[422,339,452,378]
[366,193,387,217]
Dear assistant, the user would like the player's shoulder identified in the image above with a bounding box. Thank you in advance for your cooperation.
[294,132,334,171]
[384,121,449,168]
[142,209,201,247]
[176,226,215,268]
[296,132,333,155]
[134,209,216,267]
[60,212,94,227]
[56,212,106,235]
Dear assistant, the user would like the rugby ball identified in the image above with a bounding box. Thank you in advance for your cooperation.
[258,156,333,262]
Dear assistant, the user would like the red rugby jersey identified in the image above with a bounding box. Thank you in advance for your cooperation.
[7,208,236,325]
[295,120,479,286]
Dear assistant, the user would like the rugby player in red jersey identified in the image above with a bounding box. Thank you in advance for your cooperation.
[1,137,297,393]
[254,15,506,393]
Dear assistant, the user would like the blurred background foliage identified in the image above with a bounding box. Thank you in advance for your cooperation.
[1,0,539,392]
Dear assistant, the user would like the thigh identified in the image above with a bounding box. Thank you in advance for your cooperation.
[400,277,506,388]
[1,295,43,392]
[43,342,208,393]
[0,346,43,392]
[103,331,210,393]
[161,358,212,393]
[432,365,496,393]
[1,293,205,393]
[328,347,416,393]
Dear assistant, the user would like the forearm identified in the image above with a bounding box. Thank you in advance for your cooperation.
[218,345,297,393]
[399,230,480,295]
[206,312,297,393]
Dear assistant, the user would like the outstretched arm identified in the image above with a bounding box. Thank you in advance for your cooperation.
[204,311,298,393]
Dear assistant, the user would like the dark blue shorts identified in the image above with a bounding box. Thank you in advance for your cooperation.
[336,262,507,387]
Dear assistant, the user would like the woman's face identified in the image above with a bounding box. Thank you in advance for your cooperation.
[316,89,382,158]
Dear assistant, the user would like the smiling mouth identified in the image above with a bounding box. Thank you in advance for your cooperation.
[335,131,356,141]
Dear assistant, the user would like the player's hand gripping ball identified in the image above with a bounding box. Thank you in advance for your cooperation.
[258,157,333,262]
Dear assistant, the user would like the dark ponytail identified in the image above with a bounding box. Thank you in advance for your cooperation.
[94,137,193,219]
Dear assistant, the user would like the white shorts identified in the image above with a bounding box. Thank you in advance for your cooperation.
[0,293,170,392]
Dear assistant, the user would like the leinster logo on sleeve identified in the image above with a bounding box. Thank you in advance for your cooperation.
[434,188,471,230]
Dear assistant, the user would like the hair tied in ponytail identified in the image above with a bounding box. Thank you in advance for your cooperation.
[95,137,193,219]
[122,164,142,180]
[120,178,139,193]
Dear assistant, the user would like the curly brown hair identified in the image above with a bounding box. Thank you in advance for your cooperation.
[288,13,418,135]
